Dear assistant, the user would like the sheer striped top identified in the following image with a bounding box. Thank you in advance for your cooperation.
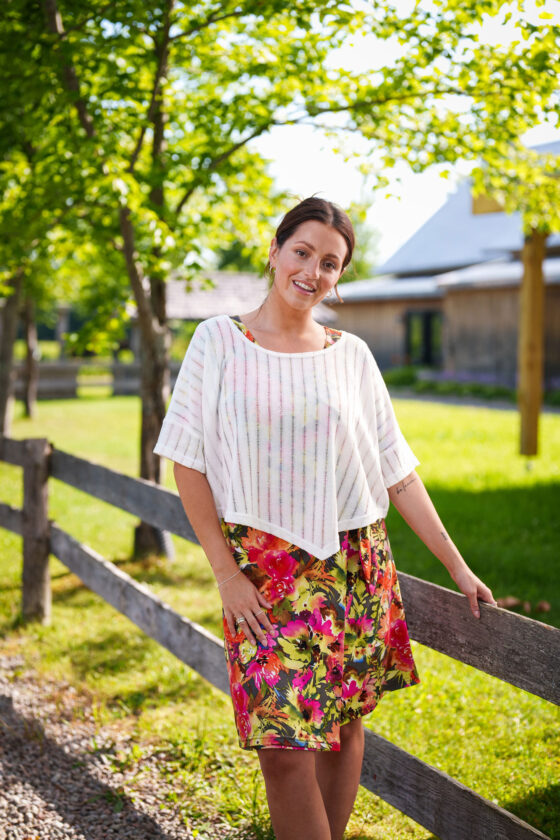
[154,313,419,559]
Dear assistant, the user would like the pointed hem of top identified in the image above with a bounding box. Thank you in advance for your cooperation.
[220,511,341,560]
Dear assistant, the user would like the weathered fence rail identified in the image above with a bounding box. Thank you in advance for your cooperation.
[0,435,557,840]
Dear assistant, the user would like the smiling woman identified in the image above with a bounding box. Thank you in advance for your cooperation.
[154,197,497,840]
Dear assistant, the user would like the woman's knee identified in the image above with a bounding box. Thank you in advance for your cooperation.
[258,749,315,787]
[340,717,364,748]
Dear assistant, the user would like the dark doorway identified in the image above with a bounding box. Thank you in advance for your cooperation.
[404,310,442,366]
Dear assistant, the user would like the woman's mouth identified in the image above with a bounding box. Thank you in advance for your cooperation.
[293,279,316,295]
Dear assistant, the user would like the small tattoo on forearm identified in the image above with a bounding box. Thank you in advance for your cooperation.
[395,476,417,495]
[441,531,449,542]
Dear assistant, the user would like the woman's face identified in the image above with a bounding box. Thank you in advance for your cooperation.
[268,220,347,309]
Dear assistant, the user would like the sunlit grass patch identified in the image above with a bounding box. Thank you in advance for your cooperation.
[1,394,558,838]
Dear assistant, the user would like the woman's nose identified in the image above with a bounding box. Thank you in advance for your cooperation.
[305,260,321,279]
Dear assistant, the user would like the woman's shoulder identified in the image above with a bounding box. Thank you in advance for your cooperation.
[336,328,370,354]
[189,314,232,343]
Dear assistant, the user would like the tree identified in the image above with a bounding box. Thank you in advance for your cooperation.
[471,143,560,455]
[2,0,558,528]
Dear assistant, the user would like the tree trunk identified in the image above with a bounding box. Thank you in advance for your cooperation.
[44,0,175,556]
[133,7,175,558]
[119,206,173,557]
[22,297,39,418]
[0,271,23,435]
[133,324,172,556]
[517,229,547,456]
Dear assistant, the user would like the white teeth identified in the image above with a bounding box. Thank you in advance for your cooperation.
[294,280,315,292]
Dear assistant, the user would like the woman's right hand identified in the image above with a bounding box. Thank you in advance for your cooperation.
[220,571,274,646]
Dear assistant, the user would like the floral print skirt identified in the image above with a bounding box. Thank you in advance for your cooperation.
[220,517,420,752]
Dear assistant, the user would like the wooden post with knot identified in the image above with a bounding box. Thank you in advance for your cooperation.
[22,437,52,624]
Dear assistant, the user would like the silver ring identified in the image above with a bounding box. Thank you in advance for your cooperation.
[255,609,265,615]
[236,617,246,625]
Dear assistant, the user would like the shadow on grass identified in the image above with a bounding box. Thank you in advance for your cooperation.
[67,630,158,679]
[504,782,560,840]
[0,694,182,840]
[387,481,560,628]
[66,629,215,706]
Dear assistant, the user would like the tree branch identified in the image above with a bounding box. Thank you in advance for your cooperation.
[169,8,247,40]
[42,0,96,139]
[42,0,155,347]
[128,1,175,173]
[174,123,274,216]
[55,2,116,40]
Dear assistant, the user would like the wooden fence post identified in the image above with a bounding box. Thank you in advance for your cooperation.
[22,437,51,624]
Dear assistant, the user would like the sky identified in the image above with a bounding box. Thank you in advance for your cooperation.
[251,1,560,270]
[253,122,560,268]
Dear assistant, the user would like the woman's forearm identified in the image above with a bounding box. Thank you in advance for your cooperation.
[173,463,239,583]
[387,469,467,576]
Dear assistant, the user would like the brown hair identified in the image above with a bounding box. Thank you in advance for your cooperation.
[265,197,355,303]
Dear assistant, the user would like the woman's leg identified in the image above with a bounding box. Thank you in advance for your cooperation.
[314,718,365,840]
[258,749,331,840]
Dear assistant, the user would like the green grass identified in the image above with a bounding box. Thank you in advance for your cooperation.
[1,395,559,839]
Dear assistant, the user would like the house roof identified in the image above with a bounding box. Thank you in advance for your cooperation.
[327,276,442,303]
[436,257,560,290]
[325,257,560,304]
[377,140,560,277]
[165,271,337,324]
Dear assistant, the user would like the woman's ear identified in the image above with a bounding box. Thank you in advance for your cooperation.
[268,237,279,269]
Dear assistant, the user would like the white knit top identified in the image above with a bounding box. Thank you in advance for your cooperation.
[154,314,419,560]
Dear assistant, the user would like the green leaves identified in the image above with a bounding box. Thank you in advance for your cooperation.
[1,0,559,343]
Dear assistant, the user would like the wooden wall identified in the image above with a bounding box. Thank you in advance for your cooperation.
[330,284,560,386]
[442,285,560,387]
[329,297,439,369]
[442,286,519,386]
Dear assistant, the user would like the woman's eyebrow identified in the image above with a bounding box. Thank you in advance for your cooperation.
[293,240,341,261]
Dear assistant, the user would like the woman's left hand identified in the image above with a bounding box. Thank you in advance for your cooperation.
[449,562,497,619]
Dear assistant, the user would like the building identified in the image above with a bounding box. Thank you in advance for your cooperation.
[328,141,560,388]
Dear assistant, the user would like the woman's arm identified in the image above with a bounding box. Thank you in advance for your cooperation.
[387,469,497,618]
[173,463,273,643]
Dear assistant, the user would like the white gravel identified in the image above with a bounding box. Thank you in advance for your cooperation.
[0,654,238,840]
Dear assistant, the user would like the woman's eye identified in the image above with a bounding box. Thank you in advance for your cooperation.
[295,249,307,257]
[324,262,336,271]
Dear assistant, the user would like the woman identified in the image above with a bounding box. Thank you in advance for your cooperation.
[154,197,497,840]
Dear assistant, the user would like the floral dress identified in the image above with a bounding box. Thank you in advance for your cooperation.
[221,316,420,752]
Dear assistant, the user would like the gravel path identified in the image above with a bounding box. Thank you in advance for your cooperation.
[0,654,202,840]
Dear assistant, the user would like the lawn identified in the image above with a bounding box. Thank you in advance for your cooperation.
[1,394,559,839]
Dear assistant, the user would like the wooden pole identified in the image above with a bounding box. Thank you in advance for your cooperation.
[22,437,52,623]
[518,229,547,456]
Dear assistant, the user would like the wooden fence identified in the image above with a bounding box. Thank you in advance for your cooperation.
[0,435,558,840]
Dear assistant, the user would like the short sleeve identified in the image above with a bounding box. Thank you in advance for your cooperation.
[153,323,209,473]
[368,352,420,488]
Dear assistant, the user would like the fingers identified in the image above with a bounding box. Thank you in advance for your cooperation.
[236,615,257,646]
[479,584,498,606]
[225,609,237,636]
[467,582,498,620]
[234,604,274,646]
[468,591,480,619]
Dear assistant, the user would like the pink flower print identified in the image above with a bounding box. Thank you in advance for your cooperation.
[347,616,374,638]
[389,619,415,669]
[282,619,308,639]
[243,529,292,561]
[293,669,313,691]
[325,656,343,684]
[257,549,298,579]
[246,650,282,689]
[342,679,361,699]
[297,694,324,724]
[263,575,296,604]
[238,712,252,740]
[231,681,249,714]
[308,608,335,638]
